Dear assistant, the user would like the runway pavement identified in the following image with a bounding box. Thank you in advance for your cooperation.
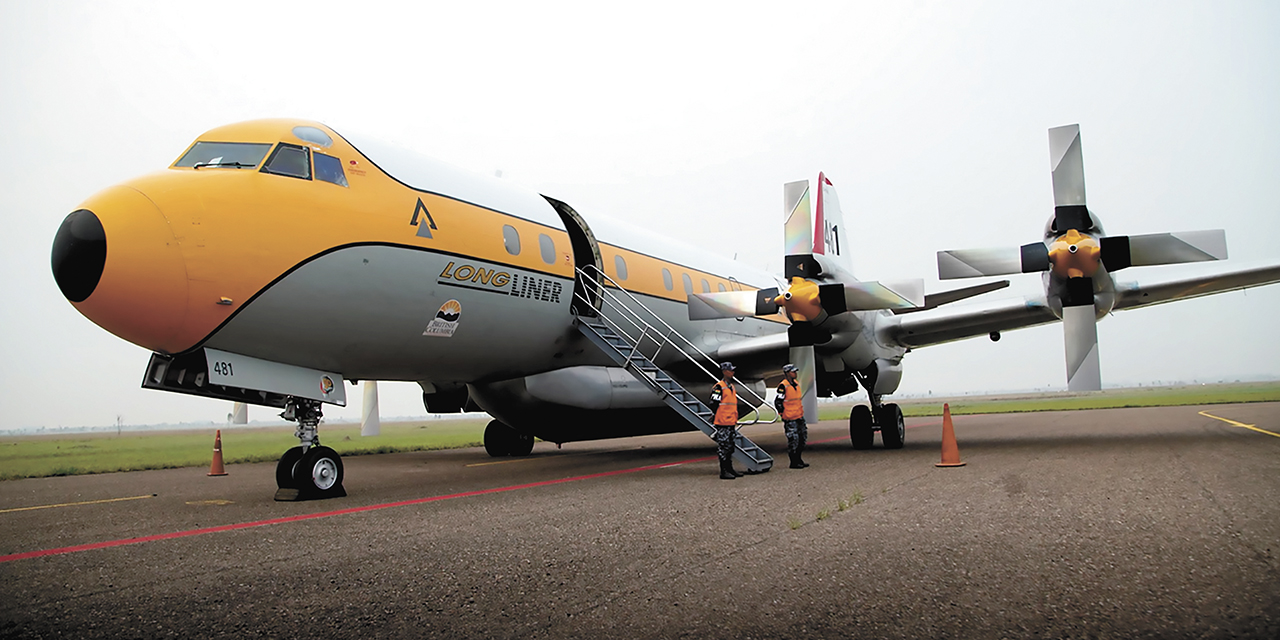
[1,403,1278,639]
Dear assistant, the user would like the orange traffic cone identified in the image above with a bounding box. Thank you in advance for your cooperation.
[936,403,966,467]
[208,429,228,476]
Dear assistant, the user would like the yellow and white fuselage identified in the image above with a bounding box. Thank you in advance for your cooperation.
[53,119,820,442]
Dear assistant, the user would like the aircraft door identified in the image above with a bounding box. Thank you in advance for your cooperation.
[544,196,601,316]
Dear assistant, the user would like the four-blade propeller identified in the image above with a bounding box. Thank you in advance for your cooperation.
[937,124,1227,391]
[689,178,925,421]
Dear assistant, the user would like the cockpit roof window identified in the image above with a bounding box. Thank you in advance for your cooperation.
[292,126,333,147]
[175,141,271,169]
[260,143,311,180]
[314,153,348,187]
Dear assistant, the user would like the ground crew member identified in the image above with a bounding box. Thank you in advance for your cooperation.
[775,363,809,469]
[708,362,742,479]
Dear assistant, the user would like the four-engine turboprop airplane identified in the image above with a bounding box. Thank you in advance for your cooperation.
[51,119,1280,500]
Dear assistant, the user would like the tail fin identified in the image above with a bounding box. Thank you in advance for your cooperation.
[814,172,854,275]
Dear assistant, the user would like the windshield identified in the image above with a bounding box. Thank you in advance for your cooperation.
[174,141,272,169]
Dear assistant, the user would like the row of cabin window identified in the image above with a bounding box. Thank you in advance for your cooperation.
[498,226,730,294]
[502,224,559,265]
[612,254,727,294]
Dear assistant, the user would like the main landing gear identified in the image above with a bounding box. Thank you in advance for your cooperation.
[848,395,905,451]
[483,420,535,457]
[274,397,347,502]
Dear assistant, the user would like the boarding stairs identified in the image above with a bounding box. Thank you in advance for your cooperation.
[572,266,775,473]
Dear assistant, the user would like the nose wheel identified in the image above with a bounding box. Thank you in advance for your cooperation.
[274,398,347,501]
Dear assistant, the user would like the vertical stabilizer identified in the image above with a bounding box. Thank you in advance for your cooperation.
[814,172,854,275]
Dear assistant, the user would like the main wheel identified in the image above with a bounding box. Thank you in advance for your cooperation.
[511,430,535,456]
[275,446,306,488]
[849,405,874,450]
[877,403,905,449]
[293,446,346,498]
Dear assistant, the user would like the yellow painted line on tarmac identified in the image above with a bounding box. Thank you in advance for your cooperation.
[0,493,155,515]
[1199,411,1280,439]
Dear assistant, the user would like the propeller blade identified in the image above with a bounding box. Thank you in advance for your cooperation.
[783,180,818,278]
[688,288,779,320]
[1060,276,1100,391]
[1062,304,1101,391]
[1049,124,1087,207]
[1099,230,1227,271]
[788,345,819,424]
[819,279,925,314]
[1049,124,1096,233]
[937,243,1050,279]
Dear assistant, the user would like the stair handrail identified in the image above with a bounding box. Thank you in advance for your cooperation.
[573,264,778,425]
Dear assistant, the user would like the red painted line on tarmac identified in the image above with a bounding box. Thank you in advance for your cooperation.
[0,458,696,564]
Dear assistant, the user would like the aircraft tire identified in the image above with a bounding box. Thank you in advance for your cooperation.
[849,405,874,450]
[511,431,535,456]
[294,446,346,498]
[484,420,514,457]
[275,446,306,488]
[878,403,905,449]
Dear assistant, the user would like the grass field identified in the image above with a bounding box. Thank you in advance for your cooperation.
[0,419,488,481]
[2,382,1276,481]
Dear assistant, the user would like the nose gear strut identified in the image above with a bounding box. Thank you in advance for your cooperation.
[274,397,347,502]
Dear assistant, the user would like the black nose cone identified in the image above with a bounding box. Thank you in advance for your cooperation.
[52,209,107,303]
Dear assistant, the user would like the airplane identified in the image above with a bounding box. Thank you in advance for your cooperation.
[50,119,1280,500]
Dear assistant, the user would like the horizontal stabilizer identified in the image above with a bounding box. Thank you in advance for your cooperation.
[893,279,1011,315]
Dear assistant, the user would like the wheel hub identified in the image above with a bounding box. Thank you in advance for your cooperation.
[311,458,338,490]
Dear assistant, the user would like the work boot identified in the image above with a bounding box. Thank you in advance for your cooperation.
[789,451,804,469]
[799,445,810,468]
[719,460,737,480]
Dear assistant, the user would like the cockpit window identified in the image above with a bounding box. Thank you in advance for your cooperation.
[261,143,311,180]
[314,153,348,187]
[175,142,271,169]
[292,126,333,147]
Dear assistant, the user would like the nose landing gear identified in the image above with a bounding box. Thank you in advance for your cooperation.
[274,397,347,502]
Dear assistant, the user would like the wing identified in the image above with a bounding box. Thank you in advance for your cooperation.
[887,295,1060,349]
[889,262,1280,350]
[1112,263,1280,311]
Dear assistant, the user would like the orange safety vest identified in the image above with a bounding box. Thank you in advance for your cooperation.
[713,380,738,426]
[779,380,804,420]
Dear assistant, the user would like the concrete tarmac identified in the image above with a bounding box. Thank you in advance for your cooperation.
[1,403,1278,639]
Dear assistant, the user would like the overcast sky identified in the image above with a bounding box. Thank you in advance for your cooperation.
[2,1,1278,430]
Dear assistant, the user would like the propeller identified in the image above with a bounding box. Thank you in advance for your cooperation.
[936,124,1228,391]
[690,178,926,421]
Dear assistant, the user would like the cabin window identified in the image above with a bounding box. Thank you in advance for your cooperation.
[701,278,710,293]
[682,273,693,294]
[614,255,628,280]
[503,225,521,255]
[662,268,673,291]
[538,234,556,265]
[718,283,726,292]
[175,141,271,169]
[314,153,348,187]
[261,143,311,180]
